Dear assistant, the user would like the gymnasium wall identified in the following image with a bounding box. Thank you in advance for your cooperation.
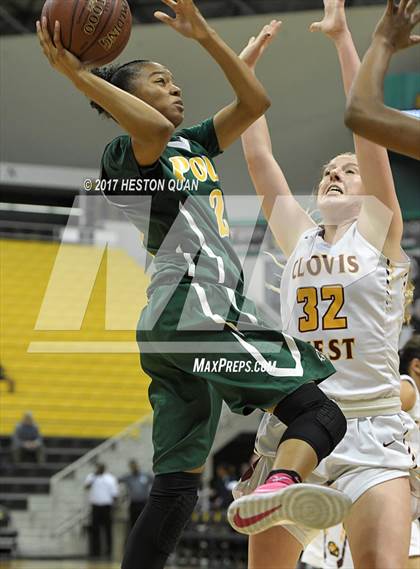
[0,5,418,197]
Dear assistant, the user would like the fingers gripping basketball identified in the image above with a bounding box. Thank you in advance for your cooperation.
[41,0,132,66]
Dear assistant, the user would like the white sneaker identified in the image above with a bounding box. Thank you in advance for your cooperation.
[227,474,352,535]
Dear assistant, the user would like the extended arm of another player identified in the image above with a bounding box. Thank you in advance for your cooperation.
[241,116,315,258]
[334,30,403,257]
[345,42,420,161]
[37,19,174,166]
[239,22,315,257]
[312,1,403,258]
[345,2,420,161]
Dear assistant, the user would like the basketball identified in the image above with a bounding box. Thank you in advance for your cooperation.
[41,0,132,66]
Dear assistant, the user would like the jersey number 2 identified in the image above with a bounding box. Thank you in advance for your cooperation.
[297,285,348,332]
[209,189,230,238]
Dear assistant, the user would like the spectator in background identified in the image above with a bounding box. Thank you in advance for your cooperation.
[11,412,44,463]
[85,463,118,559]
[0,364,15,393]
[119,460,153,533]
[400,334,420,420]
[211,463,236,510]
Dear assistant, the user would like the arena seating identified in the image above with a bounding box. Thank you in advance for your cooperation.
[0,435,104,511]
[171,510,248,568]
[0,239,152,439]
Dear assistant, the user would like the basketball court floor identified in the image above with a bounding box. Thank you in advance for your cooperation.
[0,563,185,569]
[0,562,186,569]
[0,561,123,569]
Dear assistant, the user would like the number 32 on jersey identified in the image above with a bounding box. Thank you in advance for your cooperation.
[297,285,348,333]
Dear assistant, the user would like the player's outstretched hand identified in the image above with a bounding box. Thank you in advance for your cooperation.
[240,20,282,70]
[154,0,212,41]
[373,0,420,52]
[309,0,348,40]
[36,18,84,80]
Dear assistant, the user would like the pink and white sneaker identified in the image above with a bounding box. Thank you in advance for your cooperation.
[227,473,351,535]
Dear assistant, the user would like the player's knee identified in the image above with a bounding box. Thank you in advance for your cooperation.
[273,382,347,463]
[273,382,330,424]
[154,492,198,554]
[316,397,347,450]
[121,472,200,569]
[148,472,199,553]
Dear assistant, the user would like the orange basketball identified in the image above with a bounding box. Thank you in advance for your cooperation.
[41,0,132,66]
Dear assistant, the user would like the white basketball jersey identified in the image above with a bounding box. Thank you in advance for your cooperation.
[280,222,410,402]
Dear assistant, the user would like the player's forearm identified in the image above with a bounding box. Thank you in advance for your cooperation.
[242,115,273,164]
[346,102,420,160]
[345,12,420,160]
[345,38,392,132]
[352,37,391,104]
[242,116,297,201]
[333,29,360,97]
[333,28,395,166]
[198,30,271,115]
[72,70,174,140]
[244,150,315,258]
[242,118,283,202]
[332,26,400,228]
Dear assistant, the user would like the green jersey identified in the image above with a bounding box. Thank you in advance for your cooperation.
[100,118,244,295]
[99,117,335,475]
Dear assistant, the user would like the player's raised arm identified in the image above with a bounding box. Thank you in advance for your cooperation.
[310,0,404,261]
[345,0,420,160]
[155,0,271,150]
[239,23,316,258]
[36,18,175,166]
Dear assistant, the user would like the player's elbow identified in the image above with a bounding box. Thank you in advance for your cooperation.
[152,119,176,142]
[252,94,271,117]
[158,121,176,146]
[241,93,271,120]
[258,94,271,114]
[132,120,175,165]
[344,97,368,133]
[133,118,174,146]
[344,102,359,131]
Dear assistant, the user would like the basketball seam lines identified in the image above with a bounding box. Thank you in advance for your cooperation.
[78,0,119,61]
[69,0,79,55]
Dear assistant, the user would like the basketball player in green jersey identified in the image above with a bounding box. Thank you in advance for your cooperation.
[37,4,351,568]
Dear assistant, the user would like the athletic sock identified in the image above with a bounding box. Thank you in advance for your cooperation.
[266,469,302,484]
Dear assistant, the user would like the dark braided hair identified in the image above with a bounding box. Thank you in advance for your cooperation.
[399,335,420,375]
[90,59,152,118]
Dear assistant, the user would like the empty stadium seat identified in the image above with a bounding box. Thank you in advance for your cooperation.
[0,239,152,438]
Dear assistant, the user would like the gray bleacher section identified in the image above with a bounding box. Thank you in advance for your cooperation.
[0,408,261,558]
